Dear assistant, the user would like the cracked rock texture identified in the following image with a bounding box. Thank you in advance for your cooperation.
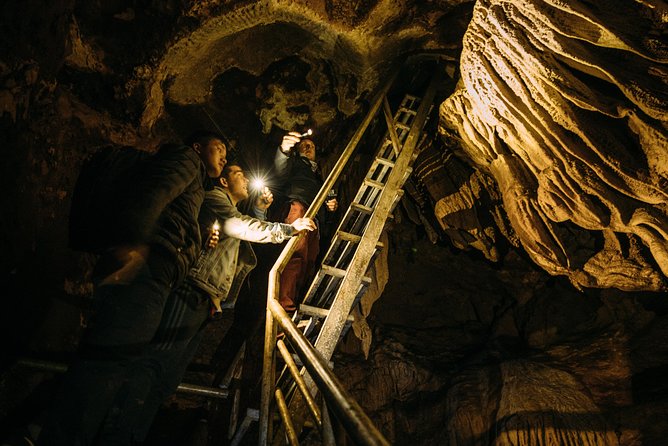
[439,0,668,291]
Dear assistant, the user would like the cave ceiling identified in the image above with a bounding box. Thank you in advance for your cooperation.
[1,0,667,295]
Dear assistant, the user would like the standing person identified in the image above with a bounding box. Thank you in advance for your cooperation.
[38,131,227,446]
[273,132,338,313]
[105,159,315,444]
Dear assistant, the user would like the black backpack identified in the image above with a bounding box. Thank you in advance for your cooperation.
[68,145,154,253]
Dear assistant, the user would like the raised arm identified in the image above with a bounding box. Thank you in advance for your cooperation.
[274,132,301,178]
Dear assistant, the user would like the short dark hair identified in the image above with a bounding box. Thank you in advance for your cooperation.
[184,130,225,148]
[221,158,244,179]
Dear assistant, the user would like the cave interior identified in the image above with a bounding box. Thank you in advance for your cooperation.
[1,0,668,445]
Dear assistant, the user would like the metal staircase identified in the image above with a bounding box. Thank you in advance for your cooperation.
[256,62,441,446]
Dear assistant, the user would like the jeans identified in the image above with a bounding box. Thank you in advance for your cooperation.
[278,200,320,312]
[100,281,210,444]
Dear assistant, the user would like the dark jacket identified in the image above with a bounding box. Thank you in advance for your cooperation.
[274,148,323,207]
[188,187,295,309]
[119,144,210,283]
[273,147,339,232]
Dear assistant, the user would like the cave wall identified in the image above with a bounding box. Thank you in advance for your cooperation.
[336,220,668,445]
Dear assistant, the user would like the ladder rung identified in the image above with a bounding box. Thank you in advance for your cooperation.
[350,202,373,214]
[397,107,417,115]
[363,178,384,189]
[374,157,395,167]
[336,230,361,243]
[321,265,372,284]
[395,122,411,131]
[401,167,413,182]
[334,231,385,250]
[299,304,355,322]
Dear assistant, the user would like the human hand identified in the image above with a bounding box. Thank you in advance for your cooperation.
[207,227,220,248]
[325,198,338,212]
[99,244,150,285]
[255,186,274,210]
[207,220,220,249]
[291,217,316,232]
[280,132,302,154]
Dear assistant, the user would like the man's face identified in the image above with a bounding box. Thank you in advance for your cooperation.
[196,138,227,178]
[297,139,316,161]
[222,164,249,203]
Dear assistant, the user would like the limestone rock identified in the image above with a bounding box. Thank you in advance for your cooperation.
[440,0,668,291]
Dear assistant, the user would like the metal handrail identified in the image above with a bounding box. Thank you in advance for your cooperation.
[267,298,389,446]
[259,66,402,445]
[276,339,323,430]
[14,357,230,399]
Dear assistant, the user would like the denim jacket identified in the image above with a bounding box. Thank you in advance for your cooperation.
[187,186,295,309]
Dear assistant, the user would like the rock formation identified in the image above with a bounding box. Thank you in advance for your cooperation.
[439,0,668,291]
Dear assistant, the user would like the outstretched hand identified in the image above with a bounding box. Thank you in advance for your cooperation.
[280,132,302,154]
[255,186,274,210]
[291,217,316,232]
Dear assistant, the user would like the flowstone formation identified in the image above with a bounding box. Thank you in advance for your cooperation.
[438,0,668,292]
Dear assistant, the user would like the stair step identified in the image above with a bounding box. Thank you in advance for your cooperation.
[397,107,417,115]
[350,202,374,214]
[335,230,362,243]
[334,231,385,249]
[374,157,395,167]
[394,122,411,131]
[299,304,355,322]
[363,178,385,189]
[320,264,372,284]
[401,167,413,183]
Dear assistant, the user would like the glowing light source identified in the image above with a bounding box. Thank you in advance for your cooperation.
[300,129,313,137]
[251,177,266,191]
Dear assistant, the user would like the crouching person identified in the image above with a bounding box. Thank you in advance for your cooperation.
[109,159,315,443]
